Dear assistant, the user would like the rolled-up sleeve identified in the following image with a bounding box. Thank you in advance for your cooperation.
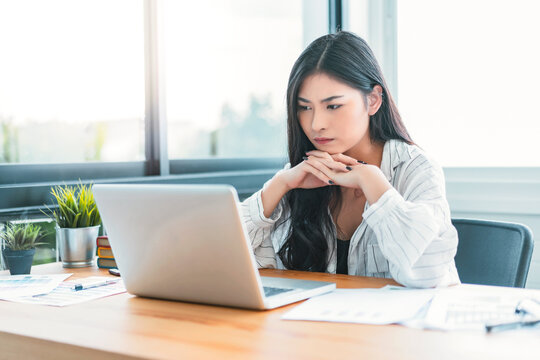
[363,156,459,288]
[240,187,283,269]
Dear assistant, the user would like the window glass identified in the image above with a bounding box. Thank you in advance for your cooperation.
[164,0,308,159]
[0,0,145,164]
[346,0,369,44]
[397,0,540,166]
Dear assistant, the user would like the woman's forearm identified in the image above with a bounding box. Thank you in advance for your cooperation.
[356,165,392,205]
[261,173,291,218]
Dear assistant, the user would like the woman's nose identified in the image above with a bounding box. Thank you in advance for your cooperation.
[311,110,328,131]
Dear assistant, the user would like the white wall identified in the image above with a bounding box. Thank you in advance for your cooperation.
[445,168,540,289]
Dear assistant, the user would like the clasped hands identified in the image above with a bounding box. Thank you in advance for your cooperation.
[302,150,367,189]
[279,150,368,190]
[277,150,391,205]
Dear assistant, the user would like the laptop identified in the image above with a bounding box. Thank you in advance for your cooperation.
[93,184,335,310]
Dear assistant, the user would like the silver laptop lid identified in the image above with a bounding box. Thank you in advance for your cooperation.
[93,184,267,309]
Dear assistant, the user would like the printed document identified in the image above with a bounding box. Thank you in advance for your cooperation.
[7,277,127,306]
[282,284,540,332]
[282,286,437,325]
[423,285,540,331]
[0,274,71,299]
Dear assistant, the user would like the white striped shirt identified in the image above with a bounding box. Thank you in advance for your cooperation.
[241,139,460,288]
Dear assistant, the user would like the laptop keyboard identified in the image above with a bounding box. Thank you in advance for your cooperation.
[263,286,294,297]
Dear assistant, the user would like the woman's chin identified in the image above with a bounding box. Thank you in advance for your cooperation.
[309,139,353,154]
[312,142,339,152]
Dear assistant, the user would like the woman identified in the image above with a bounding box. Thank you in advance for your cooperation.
[241,31,459,288]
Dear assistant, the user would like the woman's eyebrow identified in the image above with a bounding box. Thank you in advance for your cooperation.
[297,95,344,103]
[321,95,344,103]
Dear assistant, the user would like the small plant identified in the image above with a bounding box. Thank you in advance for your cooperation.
[1,222,45,251]
[44,182,101,228]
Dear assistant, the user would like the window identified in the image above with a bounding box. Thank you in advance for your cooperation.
[0,0,145,164]
[397,0,540,166]
[0,1,330,214]
[163,0,307,159]
[346,0,370,49]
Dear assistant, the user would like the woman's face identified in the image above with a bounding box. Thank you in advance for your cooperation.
[297,72,374,154]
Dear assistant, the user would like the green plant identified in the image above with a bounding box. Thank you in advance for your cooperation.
[1,223,45,251]
[44,183,101,228]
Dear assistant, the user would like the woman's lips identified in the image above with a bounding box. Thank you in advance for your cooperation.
[314,137,334,145]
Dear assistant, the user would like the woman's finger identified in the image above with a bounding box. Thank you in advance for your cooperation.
[302,162,334,185]
[331,153,364,166]
[304,157,337,184]
[304,155,350,173]
[305,150,333,161]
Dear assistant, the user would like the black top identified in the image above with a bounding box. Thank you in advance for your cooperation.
[336,238,350,275]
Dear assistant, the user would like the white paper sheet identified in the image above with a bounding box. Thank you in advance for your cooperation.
[423,285,540,331]
[282,286,437,325]
[8,277,127,306]
[0,274,72,299]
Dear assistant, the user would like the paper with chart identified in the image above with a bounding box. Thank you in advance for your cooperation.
[9,276,127,306]
[282,286,437,325]
[0,274,72,299]
[423,285,540,331]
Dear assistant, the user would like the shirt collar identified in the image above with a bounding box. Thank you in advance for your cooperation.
[379,139,409,182]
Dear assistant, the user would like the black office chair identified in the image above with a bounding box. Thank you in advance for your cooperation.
[452,218,534,288]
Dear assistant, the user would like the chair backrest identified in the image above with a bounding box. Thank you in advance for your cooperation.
[452,218,534,288]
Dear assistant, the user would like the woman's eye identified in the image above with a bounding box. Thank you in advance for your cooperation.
[297,105,311,111]
[327,104,342,110]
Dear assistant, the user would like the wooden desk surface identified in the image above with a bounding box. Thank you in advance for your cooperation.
[1,263,539,360]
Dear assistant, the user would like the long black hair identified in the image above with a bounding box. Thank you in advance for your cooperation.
[277,31,413,272]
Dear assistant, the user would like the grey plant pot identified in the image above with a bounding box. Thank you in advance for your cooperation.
[56,225,100,268]
[3,248,36,275]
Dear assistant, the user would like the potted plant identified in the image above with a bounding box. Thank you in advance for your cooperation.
[44,182,101,268]
[1,222,45,275]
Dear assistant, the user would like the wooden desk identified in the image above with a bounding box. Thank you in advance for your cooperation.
[0,263,539,360]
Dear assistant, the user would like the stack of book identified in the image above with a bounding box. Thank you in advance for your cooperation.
[96,236,117,269]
